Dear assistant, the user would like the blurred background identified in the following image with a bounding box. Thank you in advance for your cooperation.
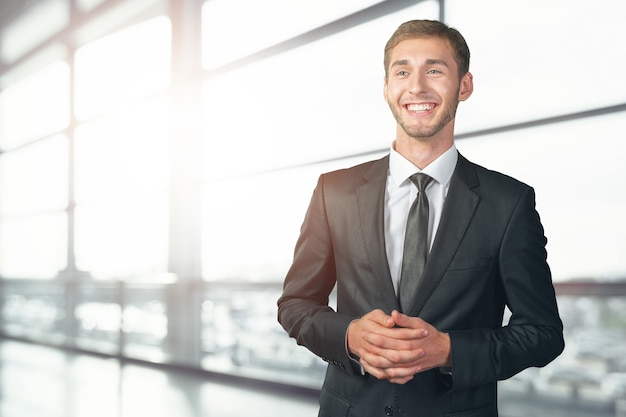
[0,0,625,416]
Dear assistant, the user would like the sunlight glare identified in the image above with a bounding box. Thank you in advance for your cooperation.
[74,16,171,121]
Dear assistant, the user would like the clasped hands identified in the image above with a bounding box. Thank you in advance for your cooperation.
[347,309,451,384]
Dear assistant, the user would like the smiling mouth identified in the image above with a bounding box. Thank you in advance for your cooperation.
[406,103,436,113]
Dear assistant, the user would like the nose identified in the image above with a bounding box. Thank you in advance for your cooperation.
[408,72,426,95]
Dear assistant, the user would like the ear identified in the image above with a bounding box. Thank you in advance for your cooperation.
[458,72,473,102]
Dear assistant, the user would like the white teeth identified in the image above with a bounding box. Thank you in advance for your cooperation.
[407,103,434,112]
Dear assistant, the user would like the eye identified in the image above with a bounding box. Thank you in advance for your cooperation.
[397,70,409,77]
[427,69,442,75]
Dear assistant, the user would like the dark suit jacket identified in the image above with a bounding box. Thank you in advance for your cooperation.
[278,153,564,417]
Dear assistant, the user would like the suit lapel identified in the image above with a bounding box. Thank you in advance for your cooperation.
[356,156,398,310]
[410,154,480,315]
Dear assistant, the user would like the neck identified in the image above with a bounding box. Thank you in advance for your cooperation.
[394,135,454,170]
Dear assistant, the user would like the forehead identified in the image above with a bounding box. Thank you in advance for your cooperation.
[389,37,456,67]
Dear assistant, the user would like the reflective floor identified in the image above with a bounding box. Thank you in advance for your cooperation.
[1,338,622,417]
[0,339,319,417]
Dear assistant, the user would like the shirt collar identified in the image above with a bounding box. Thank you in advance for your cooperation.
[388,142,458,188]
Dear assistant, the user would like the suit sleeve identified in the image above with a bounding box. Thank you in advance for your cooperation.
[277,174,361,376]
[448,186,564,388]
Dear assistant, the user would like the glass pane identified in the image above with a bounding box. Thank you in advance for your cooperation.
[202,152,384,282]
[0,61,70,150]
[1,281,66,343]
[0,0,69,63]
[74,99,170,203]
[74,16,171,121]
[201,0,382,69]
[74,283,121,354]
[0,135,68,215]
[201,1,438,179]
[74,281,168,360]
[74,194,169,279]
[456,111,626,282]
[0,212,68,278]
[122,285,168,362]
[500,294,626,415]
[446,0,626,133]
[201,287,327,387]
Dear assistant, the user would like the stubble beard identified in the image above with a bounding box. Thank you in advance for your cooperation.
[393,99,460,140]
[391,86,462,140]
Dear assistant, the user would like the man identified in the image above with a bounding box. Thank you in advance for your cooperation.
[277,19,563,417]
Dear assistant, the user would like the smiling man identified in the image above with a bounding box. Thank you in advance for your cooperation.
[384,36,472,170]
[278,20,564,417]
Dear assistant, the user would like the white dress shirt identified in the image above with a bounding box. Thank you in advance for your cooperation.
[345,144,458,373]
[385,143,458,293]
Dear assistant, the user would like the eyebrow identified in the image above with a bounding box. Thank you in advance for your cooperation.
[390,58,450,68]
[425,58,450,68]
[390,59,410,68]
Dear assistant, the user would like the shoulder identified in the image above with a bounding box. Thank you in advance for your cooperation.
[458,153,532,194]
[319,155,388,189]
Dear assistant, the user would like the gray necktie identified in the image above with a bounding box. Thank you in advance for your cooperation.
[398,173,433,312]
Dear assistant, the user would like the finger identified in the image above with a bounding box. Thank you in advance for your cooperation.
[361,359,419,378]
[362,327,428,350]
[360,346,425,368]
[360,358,421,382]
[364,309,395,328]
[392,311,430,335]
[389,376,415,385]
[348,315,397,358]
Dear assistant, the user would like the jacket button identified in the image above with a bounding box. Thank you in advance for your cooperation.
[384,405,394,416]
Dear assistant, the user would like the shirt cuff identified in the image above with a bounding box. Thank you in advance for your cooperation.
[439,366,453,375]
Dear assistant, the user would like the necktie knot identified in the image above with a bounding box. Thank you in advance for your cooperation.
[409,173,433,193]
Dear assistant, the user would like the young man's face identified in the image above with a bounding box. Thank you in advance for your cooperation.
[384,37,473,143]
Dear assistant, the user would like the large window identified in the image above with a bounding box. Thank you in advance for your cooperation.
[0,57,70,279]
[200,1,439,281]
[0,136,68,278]
[1,0,625,414]
[457,112,626,281]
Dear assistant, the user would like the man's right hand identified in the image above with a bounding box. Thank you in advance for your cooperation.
[347,309,428,384]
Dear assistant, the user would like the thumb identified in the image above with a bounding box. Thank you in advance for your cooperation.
[392,310,429,334]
